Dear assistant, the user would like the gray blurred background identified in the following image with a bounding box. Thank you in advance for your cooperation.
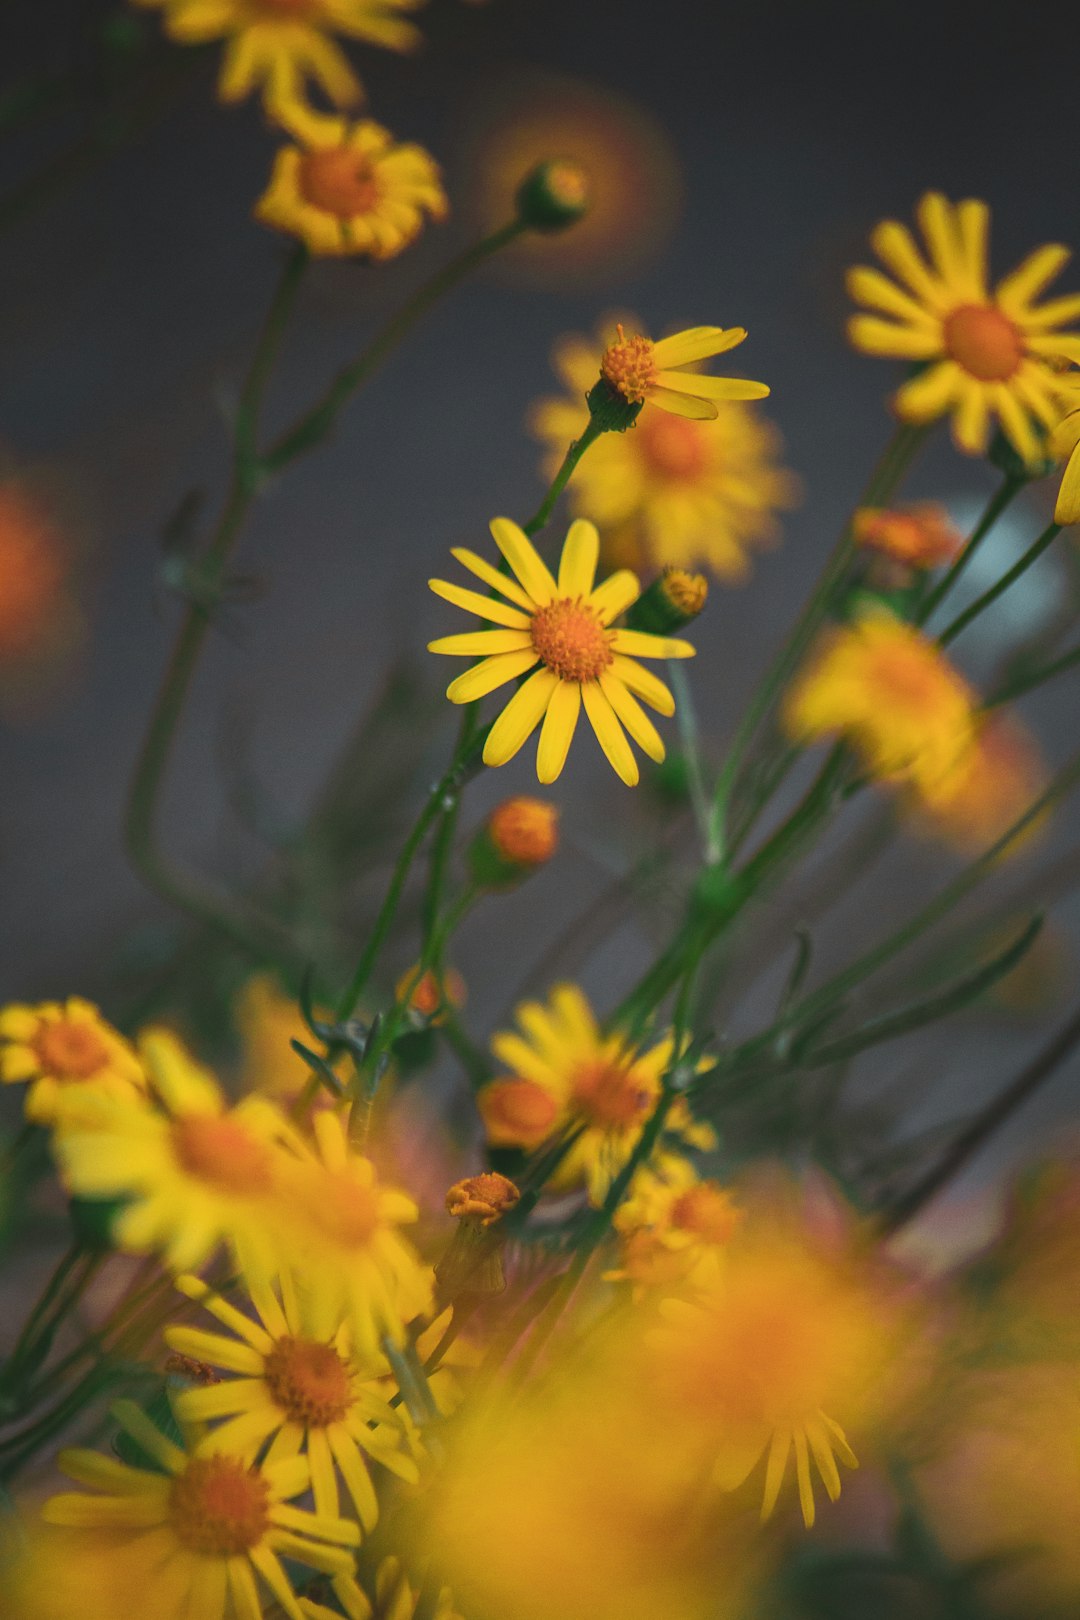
[2,0,1080,1243]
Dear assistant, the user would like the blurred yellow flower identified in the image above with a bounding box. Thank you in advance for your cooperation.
[53,1027,302,1280]
[478,983,714,1204]
[531,319,798,580]
[278,1109,432,1353]
[853,502,962,571]
[428,517,694,785]
[0,998,145,1124]
[165,1272,417,1531]
[847,191,1080,460]
[912,711,1048,855]
[43,1400,363,1620]
[598,321,769,422]
[132,0,424,111]
[783,610,977,797]
[606,1155,741,1296]
[236,973,342,1105]
[256,105,446,258]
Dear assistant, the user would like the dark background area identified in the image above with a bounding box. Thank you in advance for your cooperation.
[2,0,1080,1242]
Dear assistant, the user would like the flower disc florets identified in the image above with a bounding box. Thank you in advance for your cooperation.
[600,324,658,404]
[445,1172,521,1226]
[942,304,1024,381]
[170,1456,270,1557]
[530,596,613,682]
[264,1336,353,1427]
[298,148,381,216]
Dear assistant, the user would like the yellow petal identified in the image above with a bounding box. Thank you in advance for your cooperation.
[611,628,695,660]
[489,517,558,605]
[428,578,531,628]
[427,630,532,656]
[589,569,640,623]
[654,370,771,401]
[846,316,943,360]
[582,682,639,785]
[536,680,581,783]
[558,519,600,597]
[996,243,1071,315]
[893,359,960,423]
[869,220,943,306]
[955,198,990,299]
[916,192,965,287]
[482,669,559,766]
[793,1428,816,1529]
[610,653,674,715]
[1056,443,1080,524]
[599,673,665,762]
[760,1427,791,1521]
[446,649,539,702]
[450,546,534,610]
[846,265,938,326]
[645,385,717,421]
[652,326,746,367]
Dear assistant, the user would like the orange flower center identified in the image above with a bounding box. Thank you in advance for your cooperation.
[636,412,707,480]
[479,1079,560,1148]
[33,1019,109,1081]
[866,640,955,710]
[600,326,657,404]
[170,1456,270,1557]
[571,1060,652,1129]
[530,597,613,682]
[299,148,381,219]
[172,1116,275,1195]
[943,304,1025,382]
[264,1335,352,1426]
[671,1184,741,1245]
[307,1172,381,1248]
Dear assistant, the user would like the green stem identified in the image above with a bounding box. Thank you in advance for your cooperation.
[669,661,717,861]
[983,639,1080,708]
[264,220,529,472]
[707,422,930,859]
[520,417,604,538]
[938,522,1062,649]
[916,473,1024,626]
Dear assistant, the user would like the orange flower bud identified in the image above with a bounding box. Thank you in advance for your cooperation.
[445,1171,521,1226]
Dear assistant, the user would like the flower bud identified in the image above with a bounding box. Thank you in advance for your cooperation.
[470,797,559,887]
[395,964,466,1027]
[436,1172,521,1301]
[515,158,589,233]
[626,566,709,635]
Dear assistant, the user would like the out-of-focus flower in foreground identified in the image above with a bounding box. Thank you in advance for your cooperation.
[429,517,695,785]
[0,998,145,1124]
[912,711,1048,855]
[531,319,798,579]
[783,609,977,798]
[478,982,714,1204]
[132,0,424,111]
[606,1154,741,1296]
[853,502,963,571]
[42,1400,363,1619]
[256,105,446,258]
[165,1272,417,1530]
[847,191,1080,460]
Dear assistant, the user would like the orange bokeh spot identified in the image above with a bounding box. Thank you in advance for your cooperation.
[0,485,67,663]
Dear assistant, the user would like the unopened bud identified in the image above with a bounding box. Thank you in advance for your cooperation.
[627,566,709,635]
[515,159,589,233]
[395,965,466,1027]
[470,797,559,887]
[436,1172,521,1301]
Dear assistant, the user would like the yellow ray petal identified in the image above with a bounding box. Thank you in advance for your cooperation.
[645,384,717,420]
[869,220,943,306]
[760,1427,791,1521]
[610,653,674,715]
[652,326,746,367]
[328,1424,379,1530]
[428,629,532,657]
[805,1416,843,1502]
[611,628,695,661]
[428,579,531,628]
[951,380,990,455]
[993,383,1041,463]
[589,569,640,624]
[482,669,559,766]
[599,673,665,762]
[955,198,990,299]
[582,682,639,785]
[558,519,600,597]
[916,192,964,287]
[654,371,771,401]
[846,265,939,326]
[490,517,558,605]
[996,243,1071,315]
[165,1325,264,1377]
[893,359,960,423]
[446,649,539,703]
[793,1427,816,1528]
[450,546,534,610]
[1056,443,1080,524]
[846,316,942,360]
[819,1411,859,1469]
[1023,292,1080,331]
[536,679,582,783]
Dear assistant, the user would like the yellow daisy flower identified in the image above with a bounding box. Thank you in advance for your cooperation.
[52,1027,303,1280]
[847,191,1080,461]
[256,104,446,259]
[132,0,424,111]
[597,320,769,421]
[428,517,695,786]
[478,983,714,1205]
[530,320,797,579]
[43,1399,363,1620]
[852,503,962,571]
[278,1109,432,1354]
[165,1273,418,1532]
[0,997,145,1124]
[606,1155,741,1296]
[782,609,977,798]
